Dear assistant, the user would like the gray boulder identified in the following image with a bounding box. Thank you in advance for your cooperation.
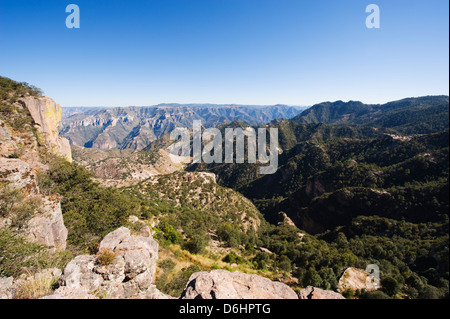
[181,270,298,299]
[298,286,345,299]
[54,223,166,299]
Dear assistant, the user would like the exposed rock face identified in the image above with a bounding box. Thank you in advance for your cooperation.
[21,96,72,162]
[298,286,345,299]
[0,157,68,250]
[0,120,15,158]
[24,196,68,250]
[0,157,39,194]
[181,270,298,299]
[338,267,376,292]
[0,277,14,299]
[53,222,169,299]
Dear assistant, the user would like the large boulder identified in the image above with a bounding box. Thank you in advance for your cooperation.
[338,267,376,292]
[21,96,72,162]
[24,196,68,250]
[53,222,168,299]
[181,270,298,299]
[298,286,345,299]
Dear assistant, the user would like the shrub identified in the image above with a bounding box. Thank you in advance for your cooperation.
[96,248,117,266]
[0,229,46,277]
[381,276,400,296]
[341,289,355,299]
[359,290,391,299]
[183,234,209,254]
[158,258,176,272]
[163,225,181,244]
[222,252,245,264]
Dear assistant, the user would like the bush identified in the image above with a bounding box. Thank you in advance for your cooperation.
[0,229,46,277]
[183,234,209,254]
[222,252,245,264]
[163,225,181,244]
[158,258,176,272]
[381,276,400,296]
[341,289,355,299]
[38,157,140,250]
[156,265,204,297]
[96,248,117,266]
[419,285,445,299]
[278,255,292,272]
[360,290,391,299]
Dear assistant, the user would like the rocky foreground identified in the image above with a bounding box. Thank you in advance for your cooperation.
[1,214,372,299]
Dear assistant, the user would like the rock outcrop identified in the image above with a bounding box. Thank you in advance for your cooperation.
[0,276,14,299]
[0,157,68,250]
[24,196,68,250]
[51,221,169,299]
[338,267,377,292]
[181,270,298,299]
[0,157,39,194]
[0,268,62,299]
[298,286,345,299]
[21,96,72,162]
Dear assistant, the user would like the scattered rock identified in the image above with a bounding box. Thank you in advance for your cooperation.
[54,225,166,299]
[298,286,345,299]
[181,270,298,299]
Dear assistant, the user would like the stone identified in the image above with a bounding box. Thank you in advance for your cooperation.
[0,158,39,195]
[298,286,345,299]
[24,196,68,250]
[338,267,376,292]
[54,225,160,299]
[0,277,14,299]
[181,270,298,299]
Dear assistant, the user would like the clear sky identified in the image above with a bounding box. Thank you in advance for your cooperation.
[0,0,448,106]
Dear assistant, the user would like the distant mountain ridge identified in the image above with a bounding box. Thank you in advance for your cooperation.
[60,104,306,150]
[294,95,449,134]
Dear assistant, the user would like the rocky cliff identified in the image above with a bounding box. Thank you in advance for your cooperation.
[21,96,72,162]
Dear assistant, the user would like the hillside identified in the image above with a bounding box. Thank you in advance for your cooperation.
[71,145,184,187]
[294,96,449,134]
[187,98,449,299]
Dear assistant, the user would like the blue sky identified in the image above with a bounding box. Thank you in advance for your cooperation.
[0,0,448,106]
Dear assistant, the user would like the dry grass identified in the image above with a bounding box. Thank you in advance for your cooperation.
[14,274,59,299]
